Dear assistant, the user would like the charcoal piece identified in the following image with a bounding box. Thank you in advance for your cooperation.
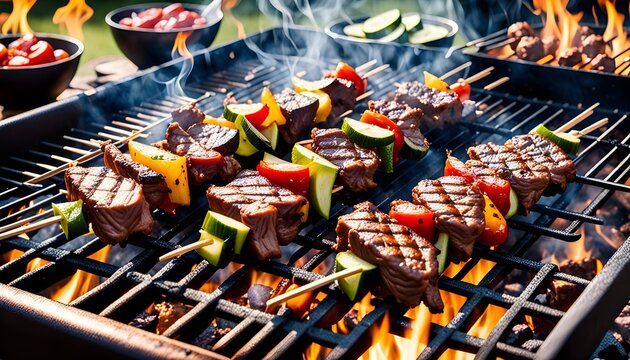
[612,304,630,348]
[344,309,359,332]
[590,54,616,73]
[503,282,524,296]
[129,312,158,332]
[581,34,606,59]
[154,301,189,335]
[572,25,595,47]
[247,284,273,311]
[621,222,630,237]
[558,47,583,67]
[504,323,534,347]
[522,339,544,352]
[515,36,544,61]
[193,325,231,349]
[507,21,535,50]
[558,258,597,280]
[542,35,559,57]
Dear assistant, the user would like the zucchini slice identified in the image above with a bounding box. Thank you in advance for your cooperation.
[260,121,279,150]
[378,142,395,173]
[402,13,423,32]
[235,115,274,154]
[377,23,408,43]
[408,24,450,45]
[224,103,266,122]
[532,124,580,155]
[342,118,394,148]
[435,233,449,274]
[343,23,366,38]
[201,210,250,255]
[401,136,429,160]
[363,9,402,39]
[51,200,89,240]
[505,189,520,219]
[291,144,339,219]
[335,251,377,301]
[196,230,233,268]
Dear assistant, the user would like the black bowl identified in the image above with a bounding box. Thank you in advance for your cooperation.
[0,33,83,109]
[326,14,458,49]
[106,1,223,69]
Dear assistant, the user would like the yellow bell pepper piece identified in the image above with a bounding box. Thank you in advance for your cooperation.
[260,87,286,127]
[301,90,331,123]
[423,71,451,92]
[203,116,237,129]
[128,140,190,206]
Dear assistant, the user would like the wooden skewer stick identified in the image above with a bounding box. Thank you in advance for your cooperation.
[0,215,62,241]
[295,139,313,146]
[439,61,472,80]
[483,76,510,91]
[356,89,374,101]
[569,118,608,138]
[459,66,495,85]
[555,102,600,133]
[265,266,363,308]
[0,209,53,234]
[361,64,390,79]
[536,54,554,65]
[159,237,216,262]
[332,185,344,193]
[356,59,378,73]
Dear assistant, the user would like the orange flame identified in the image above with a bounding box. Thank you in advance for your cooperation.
[223,0,246,39]
[1,0,36,35]
[52,0,93,41]
[533,0,583,53]
[549,227,592,266]
[50,245,110,304]
[172,31,193,59]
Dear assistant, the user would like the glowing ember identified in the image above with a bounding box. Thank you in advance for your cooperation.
[1,0,36,35]
[52,0,93,41]
[50,245,110,304]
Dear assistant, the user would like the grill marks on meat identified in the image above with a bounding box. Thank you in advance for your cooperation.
[368,100,429,150]
[274,89,319,144]
[394,81,463,128]
[412,176,485,262]
[335,202,443,312]
[65,166,153,244]
[171,103,205,130]
[468,143,550,212]
[315,77,357,117]
[507,134,576,192]
[186,123,238,156]
[311,128,379,192]
[206,170,308,260]
[101,143,169,209]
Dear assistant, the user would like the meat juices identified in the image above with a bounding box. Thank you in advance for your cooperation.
[311,128,380,192]
[65,166,153,244]
[335,201,443,312]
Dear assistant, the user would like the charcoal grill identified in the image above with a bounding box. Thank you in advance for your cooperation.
[0,27,628,359]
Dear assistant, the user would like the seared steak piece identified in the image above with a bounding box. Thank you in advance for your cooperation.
[581,34,606,59]
[468,143,550,212]
[335,202,443,312]
[515,36,544,61]
[507,134,576,191]
[274,89,319,144]
[311,128,379,192]
[394,81,463,128]
[368,100,429,151]
[166,123,240,184]
[65,166,153,244]
[558,47,583,67]
[507,21,534,50]
[590,54,615,73]
[313,77,356,117]
[171,103,205,130]
[206,170,308,260]
[186,122,239,156]
[101,142,169,209]
[412,176,485,262]
[572,25,595,48]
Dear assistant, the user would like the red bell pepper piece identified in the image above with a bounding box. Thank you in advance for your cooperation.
[478,195,508,247]
[389,205,435,241]
[451,79,471,101]
[188,152,223,167]
[27,41,55,65]
[245,104,270,129]
[359,110,404,163]
[332,62,367,96]
[257,161,310,197]
[159,196,179,216]
[444,156,511,215]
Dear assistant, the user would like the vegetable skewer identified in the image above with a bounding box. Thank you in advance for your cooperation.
[0,200,88,241]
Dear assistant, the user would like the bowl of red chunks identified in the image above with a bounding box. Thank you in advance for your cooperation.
[0,33,83,108]
[106,1,223,69]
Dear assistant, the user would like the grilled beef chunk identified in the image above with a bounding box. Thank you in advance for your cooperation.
[412,176,485,262]
[515,36,544,61]
[581,34,606,59]
[507,21,535,50]
[186,122,239,156]
[206,170,308,260]
[171,103,205,130]
[394,81,463,128]
[101,142,169,209]
[165,122,240,184]
[542,35,559,57]
[558,47,583,67]
[590,54,615,73]
[468,143,550,212]
[274,89,319,144]
[507,134,576,192]
[368,99,429,151]
[572,25,595,47]
[311,128,379,192]
[335,202,443,312]
[65,166,153,244]
[317,77,357,117]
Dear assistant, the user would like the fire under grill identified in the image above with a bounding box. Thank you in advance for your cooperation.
[0,28,629,359]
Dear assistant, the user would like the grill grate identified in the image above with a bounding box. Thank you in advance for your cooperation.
[0,28,628,359]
